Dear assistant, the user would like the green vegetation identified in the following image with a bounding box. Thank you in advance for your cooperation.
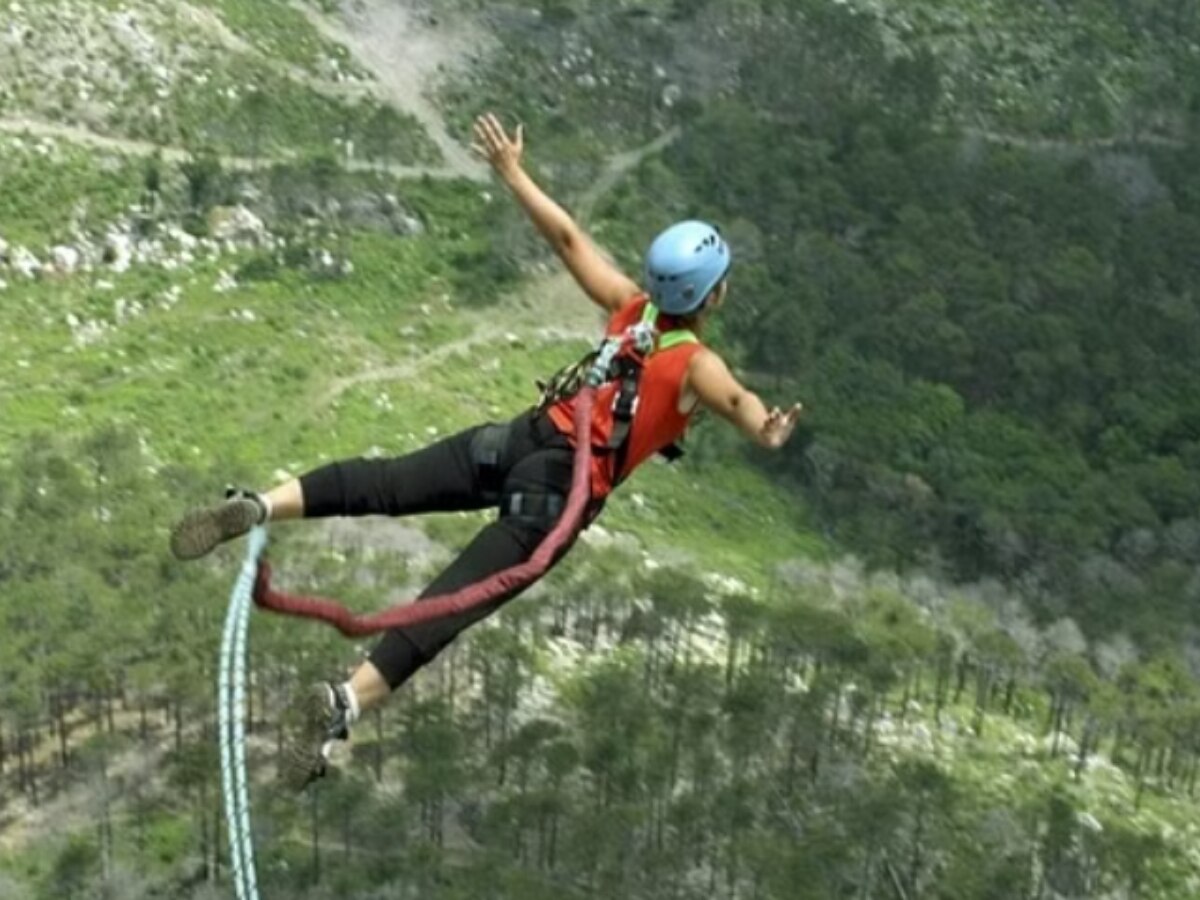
[191,0,365,77]
[2,435,1198,897]
[3,0,1200,897]
[579,1,1200,643]
[153,59,440,165]
[0,138,144,246]
[0,0,433,166]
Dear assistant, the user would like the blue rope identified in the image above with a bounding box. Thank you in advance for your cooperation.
[219,526,267,900]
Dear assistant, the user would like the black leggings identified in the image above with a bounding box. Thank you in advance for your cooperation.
[298,408,591,689]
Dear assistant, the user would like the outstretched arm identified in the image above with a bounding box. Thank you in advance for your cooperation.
[473,113,640,313]
[686,349,802,450]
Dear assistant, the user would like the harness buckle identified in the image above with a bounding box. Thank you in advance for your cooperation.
[501,491,566,527]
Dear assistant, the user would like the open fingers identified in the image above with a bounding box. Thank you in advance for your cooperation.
[472,118,493,152]
[473,114,503,152]
[484,112,509,148]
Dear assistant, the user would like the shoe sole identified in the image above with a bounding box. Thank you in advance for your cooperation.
[280,685,334,793]
[169,499,260,560]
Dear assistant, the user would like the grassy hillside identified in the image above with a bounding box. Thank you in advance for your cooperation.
[0,0,437,163]
[3,2,1200,899]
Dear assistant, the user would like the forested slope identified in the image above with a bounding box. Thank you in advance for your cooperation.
[1,1,1199,898]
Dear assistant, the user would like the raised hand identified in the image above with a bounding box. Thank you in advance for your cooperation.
[759,402,803,449]
[471,112,524,180]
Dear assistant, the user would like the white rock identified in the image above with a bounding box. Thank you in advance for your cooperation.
[96,279,114,291]
[579,524,614,547]
[214,270,238,293]
[396,214,424,235]
[72,319,108,348]
[211,205,265,243]
[12,246,40,278]
[702,572,753,597]
[51,245,80,274]
[631,493,646,509]
[172,228,198,250]
[1077,812,1103,833]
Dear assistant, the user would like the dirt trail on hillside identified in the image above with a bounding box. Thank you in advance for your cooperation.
[319,124,685,408]
[0,115,465,179]
[960,125,1185,152]
[293,0,491,181]
[576,126,681,221]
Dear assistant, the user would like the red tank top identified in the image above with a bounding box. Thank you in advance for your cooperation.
[547,295,704,498]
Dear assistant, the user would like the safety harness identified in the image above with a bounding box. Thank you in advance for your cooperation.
[250,306,698,639]
[536,300,698,486]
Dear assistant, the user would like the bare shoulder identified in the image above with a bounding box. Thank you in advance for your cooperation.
[685,348,746,417]
[687,347,730,379]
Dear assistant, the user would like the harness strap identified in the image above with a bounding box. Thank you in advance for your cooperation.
[606,303,698,483]
[501,490,565,523]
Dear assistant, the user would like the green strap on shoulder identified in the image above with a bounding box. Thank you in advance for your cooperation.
[642,302,698,351]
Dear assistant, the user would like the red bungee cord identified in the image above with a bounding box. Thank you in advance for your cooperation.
[251,388,597,637]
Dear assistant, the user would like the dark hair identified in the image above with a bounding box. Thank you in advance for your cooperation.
[678,277,727,327]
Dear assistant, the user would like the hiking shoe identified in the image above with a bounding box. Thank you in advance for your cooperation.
[280,682,352,793]
[169,488,266,560]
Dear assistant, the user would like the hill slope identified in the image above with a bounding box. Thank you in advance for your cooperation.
[2,2,1199,899]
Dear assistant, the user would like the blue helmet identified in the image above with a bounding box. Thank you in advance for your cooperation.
[644,220,732,316]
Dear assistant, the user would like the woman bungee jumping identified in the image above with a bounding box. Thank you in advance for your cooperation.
[170,113,803,791]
